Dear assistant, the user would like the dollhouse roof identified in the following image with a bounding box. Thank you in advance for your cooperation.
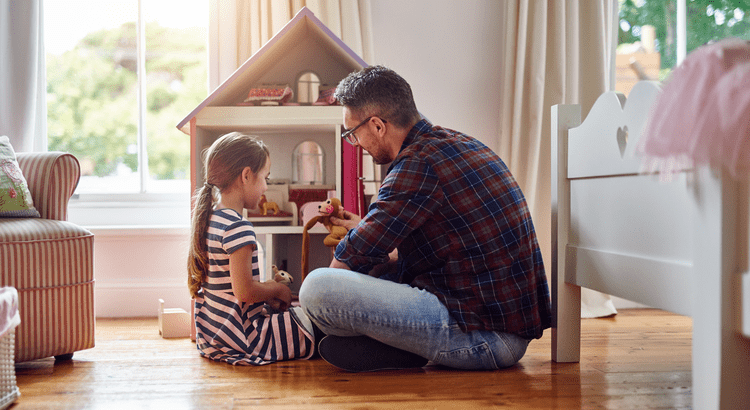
[177,7,368,131]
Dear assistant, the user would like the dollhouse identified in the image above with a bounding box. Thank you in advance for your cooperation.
[178,7,368,284]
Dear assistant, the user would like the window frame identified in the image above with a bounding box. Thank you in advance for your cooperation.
[56,0,207,227]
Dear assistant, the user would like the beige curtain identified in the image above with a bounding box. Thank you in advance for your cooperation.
[499,0,618,317]
[236,0,374,65]
[0,0,47,152]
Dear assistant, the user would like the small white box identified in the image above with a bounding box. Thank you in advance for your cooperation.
[158,299,191,338]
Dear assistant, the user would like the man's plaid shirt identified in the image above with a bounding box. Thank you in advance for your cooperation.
[335,120,551,339]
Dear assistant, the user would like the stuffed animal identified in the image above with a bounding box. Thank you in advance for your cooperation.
[262,265,294,315]
[259,195,280,215]
[301,198,348,279]
[270,265,293,286]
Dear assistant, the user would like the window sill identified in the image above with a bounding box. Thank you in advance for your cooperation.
[85,225,190,237]
[68,192,191,227]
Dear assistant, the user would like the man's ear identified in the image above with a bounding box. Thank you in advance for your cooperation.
[372,117,387,135]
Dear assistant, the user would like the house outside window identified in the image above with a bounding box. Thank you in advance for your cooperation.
[44,0,207,225]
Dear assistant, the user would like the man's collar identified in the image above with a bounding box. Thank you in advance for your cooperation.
[399,119,433,153]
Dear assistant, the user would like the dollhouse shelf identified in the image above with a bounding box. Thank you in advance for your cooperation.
[247,216,295,224]
[193,106,343,131]
[254,225,328,235]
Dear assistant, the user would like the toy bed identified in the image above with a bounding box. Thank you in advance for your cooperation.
[551,80,750,409]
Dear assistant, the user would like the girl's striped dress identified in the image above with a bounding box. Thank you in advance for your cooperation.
[194,208,315,365]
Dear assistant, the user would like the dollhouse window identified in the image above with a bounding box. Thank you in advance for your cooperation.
[292,141,324,184]
[296,71,320,104]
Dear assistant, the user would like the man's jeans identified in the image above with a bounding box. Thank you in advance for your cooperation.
[299,268,530,370]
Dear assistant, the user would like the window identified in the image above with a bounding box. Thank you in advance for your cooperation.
[44,0,207,196]
[616,0,750,95]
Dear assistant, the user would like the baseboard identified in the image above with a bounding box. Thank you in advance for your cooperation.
[96,283,191,318]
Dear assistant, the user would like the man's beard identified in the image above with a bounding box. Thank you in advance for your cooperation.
[369,144,393,165]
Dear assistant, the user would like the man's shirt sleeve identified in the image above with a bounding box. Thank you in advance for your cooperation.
[334,154,444,273]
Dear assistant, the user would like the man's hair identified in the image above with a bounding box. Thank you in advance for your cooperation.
[334,65,421,128]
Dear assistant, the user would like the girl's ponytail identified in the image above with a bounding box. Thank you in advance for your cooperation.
[187,183,215,298]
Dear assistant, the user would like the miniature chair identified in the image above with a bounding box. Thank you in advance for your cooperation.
[0,152,95,362]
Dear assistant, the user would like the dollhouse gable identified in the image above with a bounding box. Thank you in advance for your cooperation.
[177,6,367,131]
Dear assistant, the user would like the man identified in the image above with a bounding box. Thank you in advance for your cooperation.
[299,66,551,372]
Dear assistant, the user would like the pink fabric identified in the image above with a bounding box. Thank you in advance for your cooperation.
[639,38,750,178]
[0,288,20,339]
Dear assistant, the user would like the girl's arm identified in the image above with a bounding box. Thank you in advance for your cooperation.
[229,244,292,309]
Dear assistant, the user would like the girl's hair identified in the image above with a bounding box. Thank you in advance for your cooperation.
[188,132,270,298]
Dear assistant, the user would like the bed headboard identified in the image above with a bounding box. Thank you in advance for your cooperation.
[567,81,661,178]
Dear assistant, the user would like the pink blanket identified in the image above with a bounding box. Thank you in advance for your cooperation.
[639,38,750,179]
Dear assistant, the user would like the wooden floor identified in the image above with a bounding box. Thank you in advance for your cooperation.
[12,309,692,409]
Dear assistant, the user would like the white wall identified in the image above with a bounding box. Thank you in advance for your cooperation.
[91,227,191,317]
[369,0,505,151]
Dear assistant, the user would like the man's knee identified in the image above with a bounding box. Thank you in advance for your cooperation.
[298,268,335,308]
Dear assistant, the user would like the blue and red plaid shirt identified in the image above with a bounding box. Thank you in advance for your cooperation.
[335,120,551,339]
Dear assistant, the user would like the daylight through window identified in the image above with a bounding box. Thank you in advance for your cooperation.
[616,0,750,95]
[44,0,207,194]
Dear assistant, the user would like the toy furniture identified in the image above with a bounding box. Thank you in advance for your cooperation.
[551,81,750,409]
[0,152,95,362]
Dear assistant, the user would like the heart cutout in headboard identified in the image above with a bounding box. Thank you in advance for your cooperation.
[616,125,628,158]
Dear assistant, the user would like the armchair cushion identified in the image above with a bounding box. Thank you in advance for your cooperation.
[0,136,39,218]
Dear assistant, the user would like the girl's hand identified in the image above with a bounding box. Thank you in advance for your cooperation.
[267,282,292,311]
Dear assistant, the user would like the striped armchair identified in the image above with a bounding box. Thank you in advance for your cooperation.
[0,152,95,362]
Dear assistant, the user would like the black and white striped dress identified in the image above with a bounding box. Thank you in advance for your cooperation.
[194,208,314,365]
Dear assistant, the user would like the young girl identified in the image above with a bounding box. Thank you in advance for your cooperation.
[188,132,318,365]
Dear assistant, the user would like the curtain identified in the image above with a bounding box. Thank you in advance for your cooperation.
[499,0,618,318]
[238,0,373,63]
[0,0,47,152]
[210,0,373,89]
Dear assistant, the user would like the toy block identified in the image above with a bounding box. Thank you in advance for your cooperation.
[158,299,190,338]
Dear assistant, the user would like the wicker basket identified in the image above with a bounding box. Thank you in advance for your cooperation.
[0,330,19,409]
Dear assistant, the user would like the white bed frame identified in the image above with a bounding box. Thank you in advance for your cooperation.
[551,81,750,409]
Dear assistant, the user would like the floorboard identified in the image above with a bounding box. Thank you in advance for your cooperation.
[12,309,692,409]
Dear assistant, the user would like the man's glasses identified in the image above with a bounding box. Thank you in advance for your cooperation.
[341,116,386,145]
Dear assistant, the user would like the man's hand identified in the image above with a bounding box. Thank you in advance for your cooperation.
[329,209,361,231]
[329,258,350,270]
[369,248,399,277]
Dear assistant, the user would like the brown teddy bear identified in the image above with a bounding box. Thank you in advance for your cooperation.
[301,198,348,279]
[270,265,293,286]
[262,265,293,315]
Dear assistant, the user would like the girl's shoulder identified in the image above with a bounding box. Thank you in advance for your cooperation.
[212,207,243,222]
[209,208,254,234]
[209,208,256,253]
